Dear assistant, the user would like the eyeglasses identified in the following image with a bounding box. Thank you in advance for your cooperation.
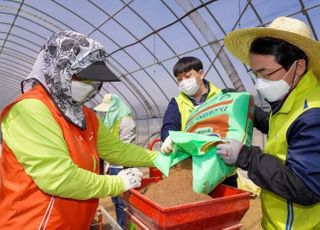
[248,66,285,81]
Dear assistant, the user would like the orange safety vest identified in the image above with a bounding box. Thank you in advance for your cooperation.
[0,84,100,229]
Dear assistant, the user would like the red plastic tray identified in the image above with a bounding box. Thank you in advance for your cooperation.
[122,177,250,230]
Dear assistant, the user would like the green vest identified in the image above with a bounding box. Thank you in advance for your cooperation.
[175,82,221,130]
[262,70,320,230]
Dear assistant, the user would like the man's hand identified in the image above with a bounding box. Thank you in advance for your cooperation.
[160,136,173,154]
[118,168,143,191]
[216,139,243,165]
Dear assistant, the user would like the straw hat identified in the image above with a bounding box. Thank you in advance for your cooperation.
[94,94,112,112]
[224,16,320,77]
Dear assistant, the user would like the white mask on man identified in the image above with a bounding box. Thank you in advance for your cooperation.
[178,77,200,96]
[255,61,297,102]
[255,78,290,102]
[71,80,95,103]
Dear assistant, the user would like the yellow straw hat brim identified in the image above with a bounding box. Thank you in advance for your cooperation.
[224,27,320,78]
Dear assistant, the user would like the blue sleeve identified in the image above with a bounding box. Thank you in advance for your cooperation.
[287,108,320,196]
[160,98,181,141]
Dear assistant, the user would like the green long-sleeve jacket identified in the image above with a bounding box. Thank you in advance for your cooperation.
[1,99,157,199]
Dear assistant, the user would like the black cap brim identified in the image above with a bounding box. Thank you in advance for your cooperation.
[76,61,120,82]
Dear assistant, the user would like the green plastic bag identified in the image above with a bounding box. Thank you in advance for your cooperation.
[154,92,254,194]
[154,131,235,193]
[154,131,218,176]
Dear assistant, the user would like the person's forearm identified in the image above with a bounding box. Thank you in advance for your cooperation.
[237,145,320,205]
[98,120,157,167]
[32,159,125,199]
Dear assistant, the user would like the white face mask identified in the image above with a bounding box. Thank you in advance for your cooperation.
[178,77,200,96]
[71,80,95,104]
[254,61,297,102]
[255,78,290,102]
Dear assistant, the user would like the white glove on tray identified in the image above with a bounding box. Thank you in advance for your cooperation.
[118,168,143,191]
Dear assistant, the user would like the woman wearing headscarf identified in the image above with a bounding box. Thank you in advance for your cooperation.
[94,93,136,229]
[0,31,159,229]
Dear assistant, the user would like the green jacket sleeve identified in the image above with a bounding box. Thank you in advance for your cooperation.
[1,99,133,199]
[97,117,158,167]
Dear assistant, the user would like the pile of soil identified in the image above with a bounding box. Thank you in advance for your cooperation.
[141,158,212,207]
[240,197,262,229]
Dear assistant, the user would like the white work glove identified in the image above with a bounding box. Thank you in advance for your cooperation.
[160,136,173,154]
[216,139,243,165]
[118,168,143,191]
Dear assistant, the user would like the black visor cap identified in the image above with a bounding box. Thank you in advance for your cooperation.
[76,61,120,82]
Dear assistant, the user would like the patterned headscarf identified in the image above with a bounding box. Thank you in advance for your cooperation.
[22,31,107,129]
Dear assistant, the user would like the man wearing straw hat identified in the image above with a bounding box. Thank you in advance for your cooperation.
[216,16,320,229]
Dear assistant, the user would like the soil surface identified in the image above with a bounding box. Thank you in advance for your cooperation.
[240,197,263,229]
[141,158,212,207]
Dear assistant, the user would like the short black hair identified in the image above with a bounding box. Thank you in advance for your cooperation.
[250,37,308,70]
[173,56,203,77]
